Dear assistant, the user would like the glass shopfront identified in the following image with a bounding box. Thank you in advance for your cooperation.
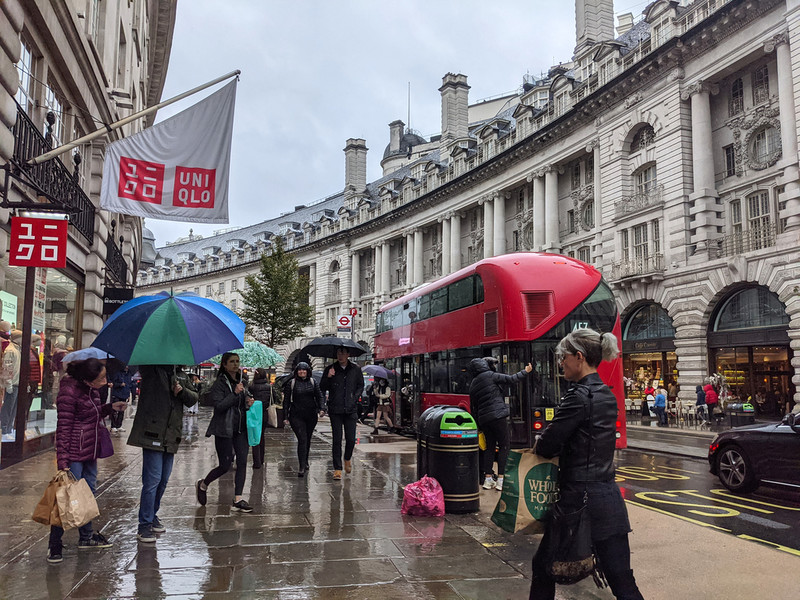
[1,260,81,451]
[709,287,793,416]
[622,303,678,401]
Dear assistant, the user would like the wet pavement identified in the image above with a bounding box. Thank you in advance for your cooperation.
[0,410,798,599]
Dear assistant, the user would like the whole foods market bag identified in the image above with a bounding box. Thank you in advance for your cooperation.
[491,448,558,534]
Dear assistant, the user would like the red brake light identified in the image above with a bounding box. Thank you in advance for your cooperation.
[615,420,622,429]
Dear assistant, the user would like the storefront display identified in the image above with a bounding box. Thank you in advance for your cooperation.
[0,261,80,446]
[622,303,678,403]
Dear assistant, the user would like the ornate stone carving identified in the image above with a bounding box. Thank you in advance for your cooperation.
[569,184,595,232]
[680,81,719,101]
[727,102,782,173]
[666,67,685,83]
[624,92,643,109]
[763,31,789,53]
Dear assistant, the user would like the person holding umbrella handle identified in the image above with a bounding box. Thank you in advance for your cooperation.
[196,352,256,513]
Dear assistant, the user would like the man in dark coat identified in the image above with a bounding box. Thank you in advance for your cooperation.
[468,357,533,492]
[319,347,363,480]
[127,365,197,543]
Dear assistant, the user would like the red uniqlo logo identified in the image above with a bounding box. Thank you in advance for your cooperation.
[9,216,68,268]
[173,166,216,208]
[118,156,165,204]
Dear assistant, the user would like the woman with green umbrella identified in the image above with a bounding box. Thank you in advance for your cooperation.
[196,352,256,513]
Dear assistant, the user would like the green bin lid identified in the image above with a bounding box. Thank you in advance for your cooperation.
[439,410,477,430]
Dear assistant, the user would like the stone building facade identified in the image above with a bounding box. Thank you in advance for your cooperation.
[0,1,175,463]
[138,0,800,411]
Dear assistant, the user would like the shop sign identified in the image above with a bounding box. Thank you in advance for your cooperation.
[103,287,135,315]
[0,290,17,322]
[9,216,68,268]
[32,268,47,332]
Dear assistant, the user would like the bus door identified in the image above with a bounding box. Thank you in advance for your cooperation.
[398,357,418,430]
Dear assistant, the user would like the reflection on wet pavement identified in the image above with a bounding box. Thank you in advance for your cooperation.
[1,411,551,599]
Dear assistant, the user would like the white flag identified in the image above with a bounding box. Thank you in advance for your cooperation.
[100,80,236,223]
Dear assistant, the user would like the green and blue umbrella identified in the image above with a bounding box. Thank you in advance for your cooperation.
[92,291,245,365]
[208,341,284,368]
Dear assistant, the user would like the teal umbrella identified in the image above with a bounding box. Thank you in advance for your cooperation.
[208,341,284,368]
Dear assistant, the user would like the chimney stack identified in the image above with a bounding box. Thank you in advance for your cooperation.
[616,13,634,37]
[575,0,615,52]
[344,138,368,194]
[439,73,470,145]
[389,120,405,154]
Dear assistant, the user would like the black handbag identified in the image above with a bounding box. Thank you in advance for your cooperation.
[545,387,607,588]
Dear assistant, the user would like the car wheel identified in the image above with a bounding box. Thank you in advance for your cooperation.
[717,444,757,493]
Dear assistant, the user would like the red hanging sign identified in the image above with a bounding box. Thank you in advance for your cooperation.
[9,216,69,268]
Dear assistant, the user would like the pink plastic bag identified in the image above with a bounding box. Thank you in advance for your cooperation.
[401,475,445,517]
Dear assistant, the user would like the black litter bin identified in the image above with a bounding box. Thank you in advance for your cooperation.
[417,406,480,514]
[728,402,755,427]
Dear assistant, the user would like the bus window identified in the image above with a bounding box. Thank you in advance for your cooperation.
[429,352,449,393]
[449,276,475,311]
[430,288,447,318]
[449,347,482,394]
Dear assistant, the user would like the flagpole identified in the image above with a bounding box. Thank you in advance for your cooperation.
[27,70,241,166]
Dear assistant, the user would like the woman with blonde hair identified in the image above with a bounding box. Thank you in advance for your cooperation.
[530,329,644,600]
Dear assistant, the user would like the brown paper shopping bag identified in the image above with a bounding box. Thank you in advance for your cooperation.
[491,448,558,534]
[55,475,100,530]
[32,470,72,527]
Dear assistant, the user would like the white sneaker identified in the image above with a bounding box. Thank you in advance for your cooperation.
[117,426,126,433]
[110,428,118,434]
[495,478,504,492]
[482,477,495,490]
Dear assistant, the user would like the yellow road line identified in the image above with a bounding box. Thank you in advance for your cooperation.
[710,489,800,512]
[736,534,800,557]
[675,490,773,514]
[625,499,732,531]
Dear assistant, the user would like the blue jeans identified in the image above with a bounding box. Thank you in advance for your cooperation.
[654,405,667,425]
[139,449,174,531]
[49,460,98,545]
[1,385,19,434]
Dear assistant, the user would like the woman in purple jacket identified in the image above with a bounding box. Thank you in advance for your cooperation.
[47,358,127,564]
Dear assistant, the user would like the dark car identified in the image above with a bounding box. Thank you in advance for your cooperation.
[708,412,800,492]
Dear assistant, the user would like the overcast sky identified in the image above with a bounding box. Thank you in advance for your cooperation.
[145,1,648,247]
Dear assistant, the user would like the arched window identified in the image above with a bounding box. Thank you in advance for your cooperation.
[749,125,781,167]
[631,125,655,152]
[729,78,744,116]
[329,260,340,274]
[714,288,788,331]
[624,304,675,340]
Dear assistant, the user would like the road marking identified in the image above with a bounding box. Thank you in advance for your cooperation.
[616,466,692,482]
[625,499,731,531]
[650,465,702,474]
[634,491,740,517]
[736,534,800,557]
[678,490,773,514]
[709,489,800,512]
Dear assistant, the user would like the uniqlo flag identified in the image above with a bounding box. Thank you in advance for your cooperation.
[100,80,236,223]
[9,215,68,268]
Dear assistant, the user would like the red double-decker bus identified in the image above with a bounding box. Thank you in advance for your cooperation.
[374,253,626,449]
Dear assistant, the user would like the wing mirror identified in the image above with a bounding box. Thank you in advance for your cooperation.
[786,412,800,433]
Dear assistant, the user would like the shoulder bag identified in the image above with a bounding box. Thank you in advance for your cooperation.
[545,385,607,588]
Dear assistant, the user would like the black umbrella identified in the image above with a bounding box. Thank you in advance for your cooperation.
[301,336,367,359]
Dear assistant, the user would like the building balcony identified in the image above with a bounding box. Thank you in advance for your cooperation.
[614,185,664,219]
[611,253,666,280]
[717,223,776,258]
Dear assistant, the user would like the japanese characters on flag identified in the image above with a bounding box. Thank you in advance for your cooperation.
[100,79,236,223]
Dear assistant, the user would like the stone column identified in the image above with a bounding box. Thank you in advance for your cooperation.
[682,82,721,255]
[768,32,800,231]
[414,229,424,285]
[530,172,545,249]
[350,251,360,302]
[544,166,560,250]
[481,197,494,258]
[381,242,390,295]
[493,193,506,256]
[309,263,317,306]
[374,245,382,296]
[405,231,414,287]
[450,213,461,272]
[441,217,451,275]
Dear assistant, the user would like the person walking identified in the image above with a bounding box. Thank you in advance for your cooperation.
[196,352,255,512]
[127,364,198,543]
[530,329,644,600]
[47,358,128,563]
[319,347,363,480]
[109,364,133,433]
[468,357,534,492]
[371,377,393,434]
[248,368,273,469]
[704,380,720,424]
[696,384,708,424]
[282,362,325,476]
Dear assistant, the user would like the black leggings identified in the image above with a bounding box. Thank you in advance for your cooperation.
[203,430,249,495]
[290,414,318,468]
[530,530,644,600]
[481,417,510,477]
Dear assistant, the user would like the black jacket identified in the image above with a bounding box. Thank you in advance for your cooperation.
[127,365,198,454]
[319,360,363,415]
[283,375,324,420]
[468,358,527,428]
[204,373,250,439]
[535,372,617,483]
[249,379,273,405]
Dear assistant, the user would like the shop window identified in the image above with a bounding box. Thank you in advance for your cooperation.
[714,288,788,331]
[624,304,676,340]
